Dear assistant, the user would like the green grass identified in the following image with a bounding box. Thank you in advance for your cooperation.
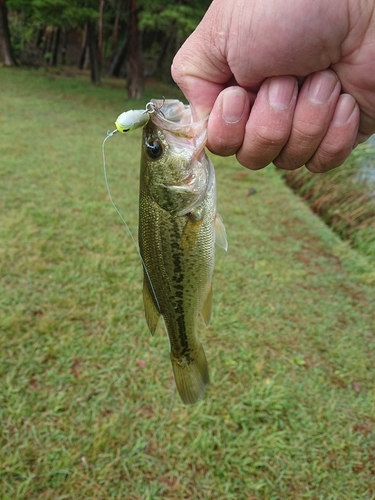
[282,147,375,260]
[1,67,375,499]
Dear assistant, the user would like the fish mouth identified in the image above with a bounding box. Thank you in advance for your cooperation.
[147,99,213,216]
[150,99,209,158]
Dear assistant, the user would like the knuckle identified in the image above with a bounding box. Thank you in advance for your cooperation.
[252,124,289,148]
[306,122,357,171]
[208,139,239,157]
[273,156,303,170]
[307,146,351,172]
[208,128,244,157]
[171,56,185,84]
[273,126,325,170]
[236,155,267,170]
[291,122,324,144]
[237,125,290,170]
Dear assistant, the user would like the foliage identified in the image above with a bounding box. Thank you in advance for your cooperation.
[4,0,208,90]
[140,2,208,39]
[6,11,38,58]
[282,146,375,259]
[8,0,98,28]
[1,68,375,499]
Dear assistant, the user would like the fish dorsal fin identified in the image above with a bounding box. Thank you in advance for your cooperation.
[200,284,213,327]
[142,276,161,335]
[214,212,228,251]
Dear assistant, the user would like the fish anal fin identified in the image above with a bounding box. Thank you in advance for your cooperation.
[171,341,210,405]
[142,277,161,335]
[180,215,203,251]
[215,212,228,251]
[200,284,213,327]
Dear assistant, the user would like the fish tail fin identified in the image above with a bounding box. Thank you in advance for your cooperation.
[171,341,210,405]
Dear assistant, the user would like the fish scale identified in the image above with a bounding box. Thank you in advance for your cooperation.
[138,99,227,404]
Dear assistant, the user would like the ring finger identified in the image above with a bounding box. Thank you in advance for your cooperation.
[274,70,341,170]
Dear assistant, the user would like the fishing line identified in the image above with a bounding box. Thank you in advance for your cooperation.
[1,107,175,483]
[102,118,171,354]
[101,129,161,313]
[100,119,176,459]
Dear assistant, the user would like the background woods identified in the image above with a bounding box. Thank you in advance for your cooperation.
[0,0,210,96]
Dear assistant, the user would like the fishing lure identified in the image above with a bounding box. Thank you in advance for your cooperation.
[114,109,150,133]
[113,101,161,133]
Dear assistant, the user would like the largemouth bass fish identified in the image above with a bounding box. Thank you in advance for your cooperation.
[139,99,227,405]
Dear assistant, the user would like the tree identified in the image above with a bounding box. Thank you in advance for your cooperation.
[0,0,17,66]
[3,0,211,90]
[87,19,100,84]
[139,0,211,82]
[108,33,127,77]
[31,0,100,81]
[97,0,104,67]
[127,0,143,98]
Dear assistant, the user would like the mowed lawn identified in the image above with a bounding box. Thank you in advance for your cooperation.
[1,68,375,499]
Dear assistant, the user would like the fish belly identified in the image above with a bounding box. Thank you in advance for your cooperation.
[139,191,215,404]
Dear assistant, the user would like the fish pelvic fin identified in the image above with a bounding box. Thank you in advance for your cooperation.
[214,212,228,251]
[143,276,161,335]
[171,341,210,405]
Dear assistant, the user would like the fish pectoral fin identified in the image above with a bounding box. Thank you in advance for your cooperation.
[142,277,161,335]
[214,212,228,251]
[171,341,210,405]
[153,184,200,216]
[200,284,213,327]
[180,215,203,251]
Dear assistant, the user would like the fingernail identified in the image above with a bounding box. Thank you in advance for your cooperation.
[308,71,338,104]
[332,94,357,125]
[268,76,296,110]
[222,89,246,123]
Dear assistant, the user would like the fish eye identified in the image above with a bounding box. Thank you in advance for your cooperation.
[146,140,163,159]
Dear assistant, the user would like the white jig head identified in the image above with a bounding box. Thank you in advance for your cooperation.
[115,109,150,133]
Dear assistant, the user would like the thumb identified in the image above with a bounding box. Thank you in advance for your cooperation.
[171,10,232,120]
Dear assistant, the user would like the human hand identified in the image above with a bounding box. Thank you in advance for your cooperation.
[172,0,375,172]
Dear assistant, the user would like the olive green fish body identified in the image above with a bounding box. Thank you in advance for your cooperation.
[138,100,224,404]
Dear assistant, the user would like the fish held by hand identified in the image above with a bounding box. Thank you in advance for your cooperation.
[139,99,227,404]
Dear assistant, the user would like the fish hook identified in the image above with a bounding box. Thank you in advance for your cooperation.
[144,97,166,118]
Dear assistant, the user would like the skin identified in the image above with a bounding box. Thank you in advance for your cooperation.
[171,0,375,173]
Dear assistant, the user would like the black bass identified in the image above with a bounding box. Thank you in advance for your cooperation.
[138,99,227,405]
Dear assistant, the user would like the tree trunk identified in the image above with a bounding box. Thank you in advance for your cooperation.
[43,26,53,59]
[108,35,127,77]
[78,24,87,70]
[61,29,68,65]
[154,33,173,79]
[87,19,100,85]
[50,27,60,66]
[98,0,105,67]
[127,0,143,99]
[111,2,121,53]
[0,0,16,66]
[36,25,45,49]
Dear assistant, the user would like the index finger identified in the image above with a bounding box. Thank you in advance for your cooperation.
[171,22,232,120]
